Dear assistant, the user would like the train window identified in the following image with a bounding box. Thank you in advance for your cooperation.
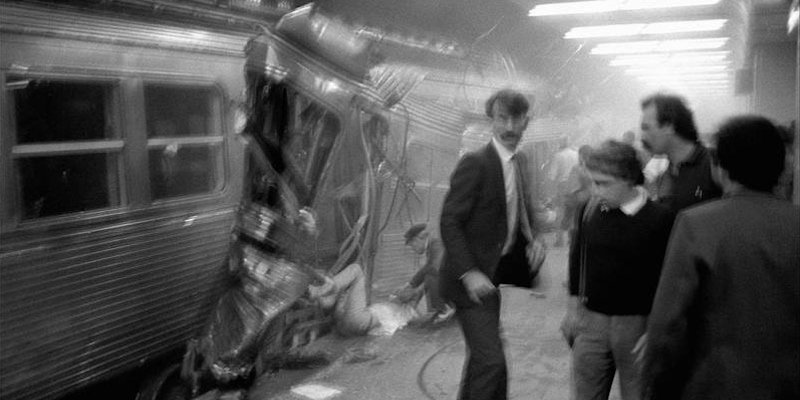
[18,154,120,219]
[8,76,122,219]
[13,79,115,143]
[144,84,224,200]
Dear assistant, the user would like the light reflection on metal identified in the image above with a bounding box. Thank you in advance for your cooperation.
[590,37,728,54]
[529,0,722,17]
[308,11,372,56]
[264,65,289,81]
[565,19,726,39]
[313,76,343,95]
[368,64,428,108]
[355,26,462,56]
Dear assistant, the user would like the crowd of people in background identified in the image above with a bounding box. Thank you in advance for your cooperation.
[439,89,798,400]
[301,88,797,400]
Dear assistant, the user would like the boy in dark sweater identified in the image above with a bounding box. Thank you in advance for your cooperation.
[560,140,675,400]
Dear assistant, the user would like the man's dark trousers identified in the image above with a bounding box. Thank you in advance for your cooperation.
[455,292,506,400]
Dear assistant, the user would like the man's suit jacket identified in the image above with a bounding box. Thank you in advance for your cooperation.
[643,190,800,400]
[439,142,538,308]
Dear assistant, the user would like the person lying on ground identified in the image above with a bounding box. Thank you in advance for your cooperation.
[307,263,421,336]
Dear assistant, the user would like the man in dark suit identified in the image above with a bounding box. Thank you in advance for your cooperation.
[641,115,800,399]
[439,89,546,400]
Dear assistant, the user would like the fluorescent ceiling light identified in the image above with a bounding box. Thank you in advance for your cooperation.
[639,82,732,92]
[640,81,732,88]
[530,0,722,17]
[609,51,730,66]
[625,65,729,75]
[591,37,728,55]
[643,19,726,35]
[634,72,731,81]
[565,19,726,39]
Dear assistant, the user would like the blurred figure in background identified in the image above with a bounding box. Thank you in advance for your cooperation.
[622,129,651,166]
[548,138,579,247]
[560,145,593,242]
[639,93,721,212]
[561,140,674,400]
[641,115,799,400]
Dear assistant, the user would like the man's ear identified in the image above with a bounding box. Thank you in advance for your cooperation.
[663,123,677,137]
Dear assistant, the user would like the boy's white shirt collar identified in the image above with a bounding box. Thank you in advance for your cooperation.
[620,186,648,216]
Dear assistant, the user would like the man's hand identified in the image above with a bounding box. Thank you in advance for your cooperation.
[559,296,581,348]
[461,270,496,304]
[392,283,418,303]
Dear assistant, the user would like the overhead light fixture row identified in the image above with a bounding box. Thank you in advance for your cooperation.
[565,19,727,39]
[633,72,731,80]
[529,0,722,17]
[590,37,728,55]
[609,51,731,66]
[625,65,730,75]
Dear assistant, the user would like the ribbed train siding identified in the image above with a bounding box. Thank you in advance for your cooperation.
[0,207,236,400]
[370,90,464,304]
[371,232,418,302]
[0,4,250,57]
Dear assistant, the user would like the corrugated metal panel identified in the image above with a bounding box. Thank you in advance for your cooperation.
[401,93,466,146]
[370,90,465,304]
[0,207,235,400]
[0,3,251,57]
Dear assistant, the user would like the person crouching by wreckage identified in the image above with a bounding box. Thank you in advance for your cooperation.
[390,223,455,324]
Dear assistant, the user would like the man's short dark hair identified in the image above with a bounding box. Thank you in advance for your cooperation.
[713,115,785,192]
[584,140,645,185]
[404,223,427,244]
[641,93,698,142]
[485,89,531,118]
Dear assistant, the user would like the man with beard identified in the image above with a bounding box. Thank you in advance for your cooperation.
[439,89,546,400]
[639,93,721,211]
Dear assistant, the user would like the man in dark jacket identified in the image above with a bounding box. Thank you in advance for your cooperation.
[439,89,546,400]
[639,93,721,211]
[560,140,675,400]
[642,115,800,400]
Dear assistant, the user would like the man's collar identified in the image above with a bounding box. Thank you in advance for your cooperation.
[491,137,515,162]
[620,186,648,216]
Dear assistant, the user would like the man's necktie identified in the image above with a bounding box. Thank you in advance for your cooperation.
[503,155,519,254]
